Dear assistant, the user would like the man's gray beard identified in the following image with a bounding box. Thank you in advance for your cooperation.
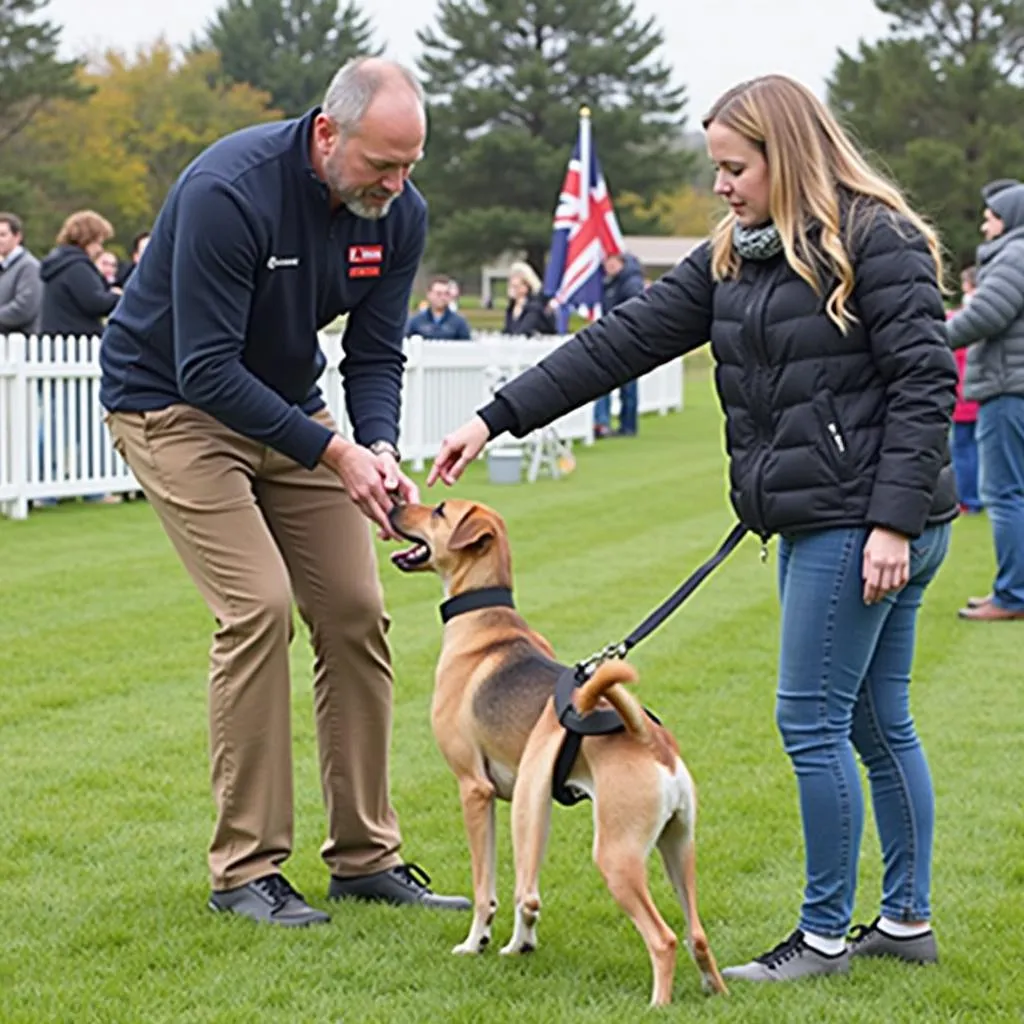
[343,195,397,220]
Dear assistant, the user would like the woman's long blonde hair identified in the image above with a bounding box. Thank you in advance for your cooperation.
[702,75,943,331]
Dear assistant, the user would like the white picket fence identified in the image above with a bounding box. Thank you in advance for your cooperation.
[0,331,683,520]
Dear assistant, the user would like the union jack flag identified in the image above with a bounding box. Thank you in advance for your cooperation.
[543,107,625,332]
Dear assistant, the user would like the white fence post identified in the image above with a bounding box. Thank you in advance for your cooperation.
[0,334,29,520]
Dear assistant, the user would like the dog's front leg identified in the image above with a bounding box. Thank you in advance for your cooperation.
[452,774,498,955]
[501,707,563,956]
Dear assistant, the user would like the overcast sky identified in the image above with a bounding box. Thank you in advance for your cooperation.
[45,0,894,126]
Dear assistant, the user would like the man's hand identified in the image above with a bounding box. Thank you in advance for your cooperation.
[321,436,418,539]
[862,527,910,604]
[426,416,490,487]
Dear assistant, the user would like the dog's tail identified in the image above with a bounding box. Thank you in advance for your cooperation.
[574,660,650,741]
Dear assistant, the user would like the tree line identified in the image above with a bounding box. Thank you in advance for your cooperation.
[1,0,1019,283]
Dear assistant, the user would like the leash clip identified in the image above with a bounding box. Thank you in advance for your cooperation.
[577,640,628,679]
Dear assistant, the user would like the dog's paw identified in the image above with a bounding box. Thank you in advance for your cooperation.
[499,939,536,956]
[452,935,490,956]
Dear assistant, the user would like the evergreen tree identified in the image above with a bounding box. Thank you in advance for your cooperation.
[201,0,379,117]
[414,0,690,277]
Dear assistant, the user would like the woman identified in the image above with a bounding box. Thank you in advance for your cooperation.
[503,260,556,336]
[946,185,1024,621]
[38,210,122,504]
[429,75,958,982]
[39,210,121,337]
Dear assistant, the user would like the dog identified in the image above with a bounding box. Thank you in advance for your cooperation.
[389,498,727,1006]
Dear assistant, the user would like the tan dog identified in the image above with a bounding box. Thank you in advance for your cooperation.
[389,499,727,1006]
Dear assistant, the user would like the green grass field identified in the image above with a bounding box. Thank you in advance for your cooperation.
[2,360,1021,1023]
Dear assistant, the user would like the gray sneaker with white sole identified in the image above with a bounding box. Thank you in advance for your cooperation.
[848,918,938,964]
[721,930,850,983]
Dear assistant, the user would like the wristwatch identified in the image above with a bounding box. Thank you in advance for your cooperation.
[368,439,401,462]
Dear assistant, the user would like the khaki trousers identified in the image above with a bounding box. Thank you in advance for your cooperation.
[106,404,402,890]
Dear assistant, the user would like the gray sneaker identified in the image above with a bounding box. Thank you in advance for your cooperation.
[848,918,938,964]
[721,930,849,983]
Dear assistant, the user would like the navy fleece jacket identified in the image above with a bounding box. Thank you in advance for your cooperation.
[99,108,427,468]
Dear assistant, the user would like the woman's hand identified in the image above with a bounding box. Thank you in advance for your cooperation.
[862,527,910,604]
[427,416,490,487]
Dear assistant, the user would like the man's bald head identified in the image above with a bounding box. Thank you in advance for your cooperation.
[323,57,425,136]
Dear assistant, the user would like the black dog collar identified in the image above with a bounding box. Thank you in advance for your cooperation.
[439,587,515,623]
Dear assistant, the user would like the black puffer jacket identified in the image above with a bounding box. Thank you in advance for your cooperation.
[504,293,556,336]
[479,206,959,540]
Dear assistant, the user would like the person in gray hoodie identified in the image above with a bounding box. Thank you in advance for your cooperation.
[947,182,1024,621]
[0,212,42,335]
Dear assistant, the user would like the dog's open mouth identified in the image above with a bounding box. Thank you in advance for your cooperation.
[391,539,431,571]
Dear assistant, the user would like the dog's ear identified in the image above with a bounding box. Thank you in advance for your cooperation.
[449,507,496,551]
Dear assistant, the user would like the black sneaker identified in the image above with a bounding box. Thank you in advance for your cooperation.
[208,873,330,927]
[848,918,938,964]
[328,863,470,911]
[721,929,849,982]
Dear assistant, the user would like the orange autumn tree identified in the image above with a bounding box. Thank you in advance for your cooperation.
[21,41,280,255]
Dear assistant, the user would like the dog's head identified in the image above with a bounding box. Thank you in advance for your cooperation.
[389,499,512,593]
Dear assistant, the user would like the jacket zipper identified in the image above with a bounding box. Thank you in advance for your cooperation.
[741,269,778,547]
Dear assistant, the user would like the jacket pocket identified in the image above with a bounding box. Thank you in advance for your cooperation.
[814,392,852,478]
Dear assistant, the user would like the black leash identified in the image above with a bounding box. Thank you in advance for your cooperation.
[568,520,749,683]
[552,520,749,806]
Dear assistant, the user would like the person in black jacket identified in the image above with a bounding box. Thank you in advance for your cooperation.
[39,210,121,338]
[429,74,957,982]
[503,260,556,336]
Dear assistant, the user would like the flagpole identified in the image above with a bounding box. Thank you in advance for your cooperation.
[578,105,591,225]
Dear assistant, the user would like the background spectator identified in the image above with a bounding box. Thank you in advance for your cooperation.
[38,210,122,505]
[594,251,645,437]
[949,265,982,514]
[947,183,1024,620]
[95,251,119,285]
[504,260,555,336]
[116,231,151,287]
[40,210,121,338]
[406,276,472,339]
[0,211,43,336]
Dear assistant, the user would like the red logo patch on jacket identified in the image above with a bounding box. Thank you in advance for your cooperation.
[348,245,383,264]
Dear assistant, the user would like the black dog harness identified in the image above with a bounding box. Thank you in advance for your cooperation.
[439,522,750,808]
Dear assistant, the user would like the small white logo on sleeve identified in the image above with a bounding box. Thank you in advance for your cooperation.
[267,255,300,270]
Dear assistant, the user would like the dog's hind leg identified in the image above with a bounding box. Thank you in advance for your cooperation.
[656,799,728,996]
[452,774,498,955]
[591,773,679,1007]
[500,704,563,957]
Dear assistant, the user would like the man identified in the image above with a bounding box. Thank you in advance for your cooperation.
[0,212,43,336]
[593,251,645,437]
[116,231,151,288]
[100,57,470,926]
[406,276,471,340]
[947,181,1024,621]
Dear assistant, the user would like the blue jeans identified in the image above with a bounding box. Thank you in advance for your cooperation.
[776,524,950,938]
[977,395,1024,611]
[951,421,982,512]
[594,379,638,434]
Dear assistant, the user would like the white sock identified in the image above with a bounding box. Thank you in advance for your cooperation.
[802,930,846,956]
[878,916,931,938]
